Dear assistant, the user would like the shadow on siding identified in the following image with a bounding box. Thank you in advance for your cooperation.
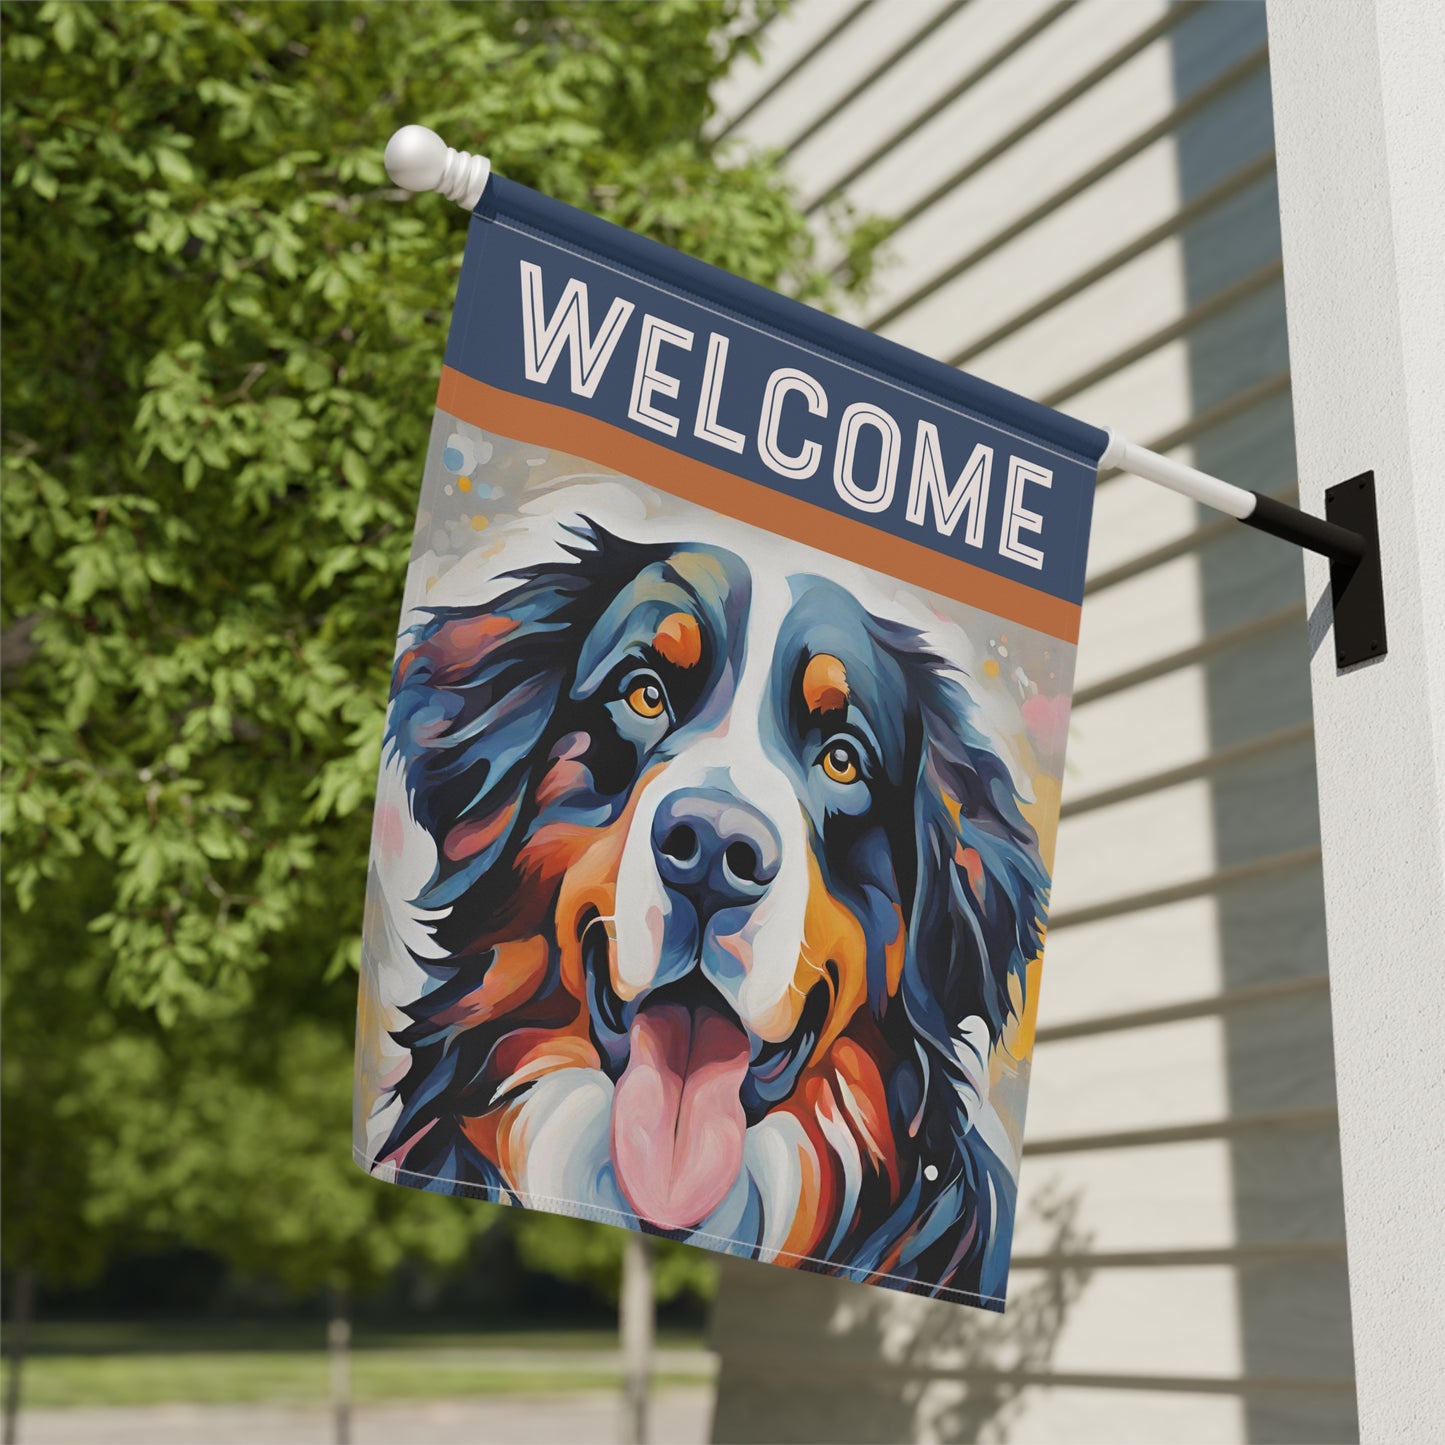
[1170,3,1358,1440]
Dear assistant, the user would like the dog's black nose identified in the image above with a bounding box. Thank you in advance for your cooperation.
[652,788,781,916]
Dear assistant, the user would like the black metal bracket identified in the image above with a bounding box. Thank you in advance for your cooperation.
[1243,471,1386,669]
[1324,472,1387,668]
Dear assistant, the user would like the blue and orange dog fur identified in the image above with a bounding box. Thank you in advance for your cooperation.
[373,522,1048,1309]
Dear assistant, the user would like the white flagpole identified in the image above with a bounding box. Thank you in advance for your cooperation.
[382,126,1379,648]
[1100,427,1366,565]
[1099,428,1255,519]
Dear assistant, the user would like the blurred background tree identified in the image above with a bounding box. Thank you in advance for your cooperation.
[0,0,885,1433]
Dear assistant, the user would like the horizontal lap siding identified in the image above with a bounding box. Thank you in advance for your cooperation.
[707,3,1356,1441]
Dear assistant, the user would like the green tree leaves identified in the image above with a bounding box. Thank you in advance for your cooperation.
[1,0,880,1300]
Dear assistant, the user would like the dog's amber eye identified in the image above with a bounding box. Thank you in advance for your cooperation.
[625,678,668,720]
[820,742,861,785]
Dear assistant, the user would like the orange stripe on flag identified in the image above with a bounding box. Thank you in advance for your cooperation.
[436,368,1083,643]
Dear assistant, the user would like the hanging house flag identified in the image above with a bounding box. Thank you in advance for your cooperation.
[355,140,1108,1313]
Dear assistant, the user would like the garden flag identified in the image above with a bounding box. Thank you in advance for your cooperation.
[355,174,1107,1312]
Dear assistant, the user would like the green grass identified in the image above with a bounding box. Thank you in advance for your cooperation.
[15,1319,701,1355]
[0,1326,715,1409]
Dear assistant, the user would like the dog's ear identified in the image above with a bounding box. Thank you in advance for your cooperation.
[900,664,1049,1099]
[385,524,640,914]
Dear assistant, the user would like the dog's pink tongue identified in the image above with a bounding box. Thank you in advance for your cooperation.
[611,1002,750,1232]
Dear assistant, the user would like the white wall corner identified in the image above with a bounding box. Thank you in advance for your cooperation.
[1267,1,1445,1440]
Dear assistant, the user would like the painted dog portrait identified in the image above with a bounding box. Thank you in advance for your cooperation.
[361,496,1053,1309]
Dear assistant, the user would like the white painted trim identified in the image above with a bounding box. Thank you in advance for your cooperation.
[1268,2,1445,1440]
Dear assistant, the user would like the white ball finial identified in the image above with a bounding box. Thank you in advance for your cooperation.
[384,125,491,211]
[385,125,447,192]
